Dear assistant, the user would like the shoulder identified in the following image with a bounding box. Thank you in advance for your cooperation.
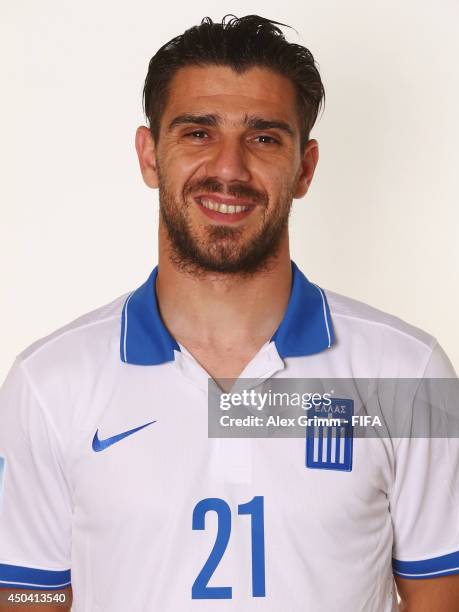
[323,289,456,377]
[16,292,129,375]
[1,292,130,439]
[325,289,434,347]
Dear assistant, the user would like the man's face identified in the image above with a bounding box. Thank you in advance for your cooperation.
[140,65,317,275]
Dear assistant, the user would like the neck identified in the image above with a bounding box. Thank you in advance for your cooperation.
[156,230,292,352]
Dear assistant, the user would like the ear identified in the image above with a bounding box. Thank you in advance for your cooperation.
[293,138,319,199]
[135,126,159,188]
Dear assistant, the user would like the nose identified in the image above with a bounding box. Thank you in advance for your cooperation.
[204,137,251,184]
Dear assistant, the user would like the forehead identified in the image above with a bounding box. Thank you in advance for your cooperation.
[164,65,298,126]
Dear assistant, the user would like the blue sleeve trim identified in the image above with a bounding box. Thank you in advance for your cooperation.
[393,550,459,579]
[0,563,71,589]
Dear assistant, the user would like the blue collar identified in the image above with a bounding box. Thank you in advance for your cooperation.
[120,261,335,365]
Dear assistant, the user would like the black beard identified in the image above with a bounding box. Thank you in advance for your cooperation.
[158,173,292,278]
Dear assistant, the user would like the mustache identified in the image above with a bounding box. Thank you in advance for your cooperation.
[184,177,268,205]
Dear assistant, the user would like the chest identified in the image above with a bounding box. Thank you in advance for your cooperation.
[70,380,393,534]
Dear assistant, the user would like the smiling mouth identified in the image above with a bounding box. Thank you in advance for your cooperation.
[196,196,253,214]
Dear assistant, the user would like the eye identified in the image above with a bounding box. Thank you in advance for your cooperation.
[186,130,209,139]
[254,134,280,145]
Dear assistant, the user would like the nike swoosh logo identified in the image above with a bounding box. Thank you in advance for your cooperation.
[92,420,157,452]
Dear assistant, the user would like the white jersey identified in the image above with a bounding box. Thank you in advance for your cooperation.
[0,261,458,611]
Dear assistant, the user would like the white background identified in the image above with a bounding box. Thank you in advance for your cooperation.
[1,0,458,381]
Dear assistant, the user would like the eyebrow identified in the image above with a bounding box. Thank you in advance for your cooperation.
[243,115,295,137]
[168,114,219,130]
[167,113,295,137]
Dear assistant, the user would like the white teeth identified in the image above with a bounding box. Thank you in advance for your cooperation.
[199,198,249,214]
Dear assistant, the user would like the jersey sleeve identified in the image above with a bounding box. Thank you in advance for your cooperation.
[389,342,459,580]
[0,359,72,590]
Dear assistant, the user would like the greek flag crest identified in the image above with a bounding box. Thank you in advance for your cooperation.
[306,398,354,471]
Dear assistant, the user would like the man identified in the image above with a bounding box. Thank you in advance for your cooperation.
[0,14,458,612]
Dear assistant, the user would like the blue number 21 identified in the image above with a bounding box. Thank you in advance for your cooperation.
[192,495,266,599]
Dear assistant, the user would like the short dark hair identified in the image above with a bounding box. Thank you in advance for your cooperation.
[142,15,325,151]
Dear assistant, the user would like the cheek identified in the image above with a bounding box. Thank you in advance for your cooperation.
[266,175,295,206]
[163,152,207,191]
[162,141,207,169]
[253,155,296,189]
